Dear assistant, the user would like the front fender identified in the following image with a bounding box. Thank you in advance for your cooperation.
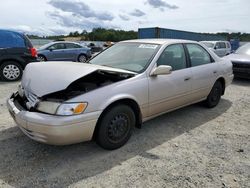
[99,93,139,110]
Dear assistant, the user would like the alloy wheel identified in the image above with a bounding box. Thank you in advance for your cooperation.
[3,64,20,80]
[78,55,87,63]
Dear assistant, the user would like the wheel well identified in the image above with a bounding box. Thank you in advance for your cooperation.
[78,53,87,58]
[217,77,226,95]
[92,99,142,140]
[0,59,24,69]
[38,54,47,61]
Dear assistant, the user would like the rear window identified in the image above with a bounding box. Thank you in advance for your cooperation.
[65,43,81,49]
[0,31,25,48]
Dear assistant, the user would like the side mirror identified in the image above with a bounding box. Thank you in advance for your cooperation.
[49,48,53,52]
[150,65,172,76]
[214,46,218,50]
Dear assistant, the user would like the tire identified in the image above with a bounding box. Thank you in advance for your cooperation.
[205,81,222,108]
[37,55,46,62]
[96,105,136,150]
[78,54,87,63]
[0,61,23,81]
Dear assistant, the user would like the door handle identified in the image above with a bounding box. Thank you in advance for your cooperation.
[184,77,191,81]
[213,71,217,74]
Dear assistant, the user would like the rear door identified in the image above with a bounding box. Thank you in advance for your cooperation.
[65,43,82,61]
[148,44,192,116]
[184,43,218,101]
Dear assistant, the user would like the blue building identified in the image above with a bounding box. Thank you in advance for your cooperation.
[138,27,226,41]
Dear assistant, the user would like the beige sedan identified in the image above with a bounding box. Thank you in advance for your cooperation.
[7,39,234,150]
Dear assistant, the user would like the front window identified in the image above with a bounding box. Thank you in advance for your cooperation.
[235,43,250,55]
[49,43,65,50]
[89,42,159,73]
[157,44,186,71]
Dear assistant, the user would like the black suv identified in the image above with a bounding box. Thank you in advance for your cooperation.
[0,30,37,81]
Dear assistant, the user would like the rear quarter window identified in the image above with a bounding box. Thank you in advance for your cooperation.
[65,43,82,49]
[0,31,25,48]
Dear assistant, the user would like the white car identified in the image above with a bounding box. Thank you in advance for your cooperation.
[223,43,250,79]
[7,39,234,150]
[201,41,231,57]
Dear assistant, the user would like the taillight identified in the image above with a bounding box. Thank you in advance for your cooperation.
[30,47,37,57]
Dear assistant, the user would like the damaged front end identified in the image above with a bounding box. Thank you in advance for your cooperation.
[16,69,135,116]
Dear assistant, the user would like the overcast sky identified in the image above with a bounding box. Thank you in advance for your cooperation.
[0,0,249,36]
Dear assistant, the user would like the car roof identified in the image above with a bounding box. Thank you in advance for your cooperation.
[121,38,197,45]
[0,29,24,35]
[51,41,81,45]
[201,41,228,43]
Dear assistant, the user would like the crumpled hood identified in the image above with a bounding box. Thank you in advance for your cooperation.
[21,62,136,97]
[223,53,250,63]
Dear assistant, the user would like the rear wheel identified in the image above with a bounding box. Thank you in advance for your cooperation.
[37,55,46,62]
[96,105,135,150]
[0,61,23,81]
[78,54,87,63]
[205,81,222,108]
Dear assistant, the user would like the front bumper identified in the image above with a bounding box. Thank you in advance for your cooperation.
[7,93,101,145]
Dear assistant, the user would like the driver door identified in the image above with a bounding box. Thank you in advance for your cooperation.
[148,44,192,117]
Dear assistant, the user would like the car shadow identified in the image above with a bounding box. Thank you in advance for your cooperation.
[0,99,232,188]
[0,81,19,84]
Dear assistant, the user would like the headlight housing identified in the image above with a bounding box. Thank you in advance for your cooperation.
[37,102,88,116]
[56,103,88,116]
[37,101,60,114]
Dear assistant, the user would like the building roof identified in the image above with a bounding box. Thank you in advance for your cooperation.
[121,38,196,45]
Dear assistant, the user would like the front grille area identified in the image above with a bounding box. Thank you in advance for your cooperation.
[232,61,250,69]
[14,91,39,111]
[18,85,40,110]
[25,91,39,109]
[231,61,250,78]
[26,92,38,104]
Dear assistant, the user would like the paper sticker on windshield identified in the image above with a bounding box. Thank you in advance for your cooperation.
[139,44,158,49]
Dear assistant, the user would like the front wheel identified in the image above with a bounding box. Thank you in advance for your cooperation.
[205,81,222,108]
[96,105,135,150]
[0,61,23,81]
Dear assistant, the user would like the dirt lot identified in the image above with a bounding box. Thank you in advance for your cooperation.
[0,79,249,188]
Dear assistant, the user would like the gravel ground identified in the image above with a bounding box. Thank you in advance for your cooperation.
[0,79,249,188]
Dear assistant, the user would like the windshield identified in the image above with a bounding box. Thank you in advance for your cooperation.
[89,42,159,73]
[235,43,250,55]
[201,42,215,48]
